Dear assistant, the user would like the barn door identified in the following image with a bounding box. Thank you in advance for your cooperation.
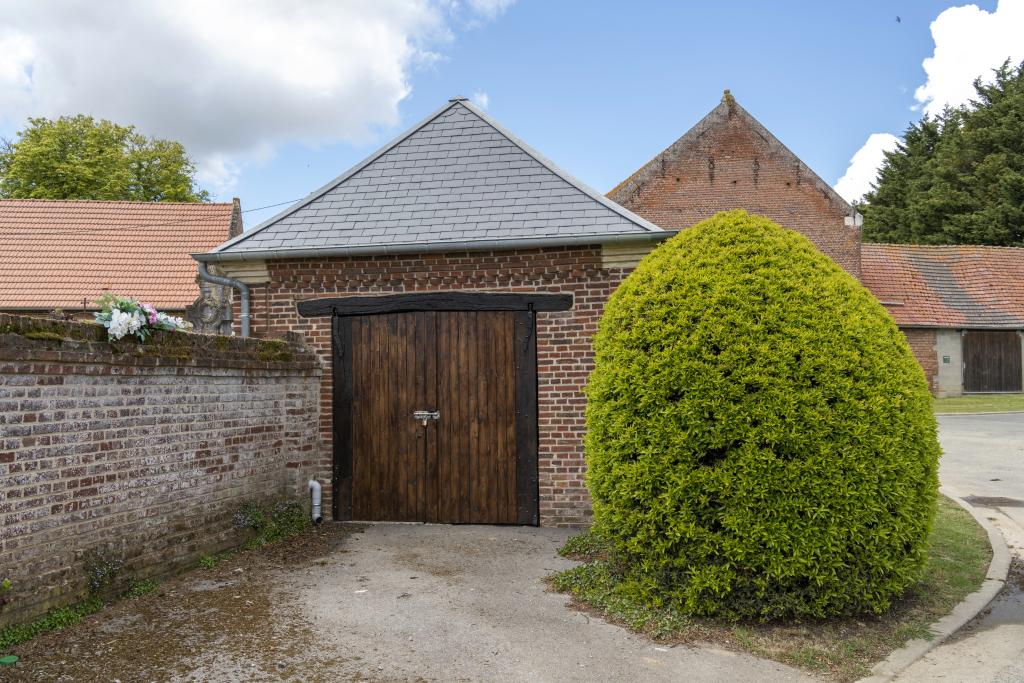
[963,331,1023,393]
[333,309,538,525]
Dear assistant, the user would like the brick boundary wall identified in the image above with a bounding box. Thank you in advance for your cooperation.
[900,328,939,393]
[0,314,322,626]
[232,246,630,527]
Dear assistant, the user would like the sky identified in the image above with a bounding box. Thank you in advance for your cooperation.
[0,0,1022,228]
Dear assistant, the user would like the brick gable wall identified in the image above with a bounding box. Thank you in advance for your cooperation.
[610,103,862,278]
[0,315,321,625]
[239,247,630,527]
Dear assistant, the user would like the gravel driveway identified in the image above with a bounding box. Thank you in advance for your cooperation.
[7,522,810,682]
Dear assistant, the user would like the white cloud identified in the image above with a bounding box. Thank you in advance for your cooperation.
[834,133,899,203]
[471,91,490,109]
[0,1,510,194]
[915,0,1024,116]
[465,0,516,20]
[835,0,1024,204]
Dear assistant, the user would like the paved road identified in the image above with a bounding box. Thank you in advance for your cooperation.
[895,412,1024,683]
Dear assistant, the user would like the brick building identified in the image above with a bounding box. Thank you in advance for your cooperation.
[609,91,863,277]
[196,97,668,526]
[608,92,1023,397]
[861,244,1024,395]
[195,93,1021,527]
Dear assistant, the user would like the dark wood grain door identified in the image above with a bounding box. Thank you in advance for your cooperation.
[334,309,537,524]
[963,331,1023,393]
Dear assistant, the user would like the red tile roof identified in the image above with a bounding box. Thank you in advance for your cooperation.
[861,243,1024,328]
[0,200,236,311]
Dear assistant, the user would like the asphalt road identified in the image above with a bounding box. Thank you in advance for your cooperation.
[896,411,1024,683]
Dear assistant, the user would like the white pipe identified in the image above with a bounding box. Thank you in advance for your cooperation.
[308,479,323,524]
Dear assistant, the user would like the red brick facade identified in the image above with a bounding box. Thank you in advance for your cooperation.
[900,328,939,393]
[0,314,321,624]
[237,247,631,526]
[609,94,862,278]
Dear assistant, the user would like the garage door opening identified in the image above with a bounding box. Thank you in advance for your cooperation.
[302,292,572,526]
[963,330,1023,393]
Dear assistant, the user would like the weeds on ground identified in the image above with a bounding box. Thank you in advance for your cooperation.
[198,554,226,570]
[234,498,310,550]
[0,596,104,653]
[124,579,158,599]
[552,497,991,681]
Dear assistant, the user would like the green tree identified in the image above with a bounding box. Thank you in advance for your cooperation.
[0,115,209,202]
[586,210,939,619]
[862,60,1024,246]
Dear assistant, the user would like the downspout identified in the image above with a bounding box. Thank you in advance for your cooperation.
[308,479,323,524]
[197,263,251,337]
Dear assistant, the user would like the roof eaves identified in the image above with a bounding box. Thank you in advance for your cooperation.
[212,99,466,254]
[194,229,675,263]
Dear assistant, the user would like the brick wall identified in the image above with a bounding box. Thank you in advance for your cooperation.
[609,97,862,278]
[238,246,629,527]
[900,327,939,393]
[0,314,321,625]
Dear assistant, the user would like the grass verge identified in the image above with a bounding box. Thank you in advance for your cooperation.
[551,496,991,681]
[934,393,1024,414]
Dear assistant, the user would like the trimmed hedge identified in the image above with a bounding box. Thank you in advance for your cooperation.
[585,210,940,619]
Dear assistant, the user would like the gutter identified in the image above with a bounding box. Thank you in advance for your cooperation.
[192,230,675,264]
[196,263,251,337]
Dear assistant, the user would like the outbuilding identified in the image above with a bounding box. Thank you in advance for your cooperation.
[861,243,1024,395]
[195,97,668,526]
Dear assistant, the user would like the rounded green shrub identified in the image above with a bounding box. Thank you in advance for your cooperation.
[585,210,940,620]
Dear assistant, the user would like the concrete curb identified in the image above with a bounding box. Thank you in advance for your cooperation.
[860,487,1011,682]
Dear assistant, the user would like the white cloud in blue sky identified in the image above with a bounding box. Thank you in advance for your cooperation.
[471,91,490,109]
[0,0,515,194]
[836,0,1024,202]
[834,133,900,204]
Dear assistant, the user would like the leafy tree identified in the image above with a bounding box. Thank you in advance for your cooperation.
[0,115,209,202]
[586,210,939,619]
[862,60,1024,246]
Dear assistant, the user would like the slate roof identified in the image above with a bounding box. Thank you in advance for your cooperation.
[861,243,1024,328]
[0,199,238,310]
[202,98,661,261]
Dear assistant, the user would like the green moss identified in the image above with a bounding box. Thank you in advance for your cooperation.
[22,331,65,342]
[585,210,940,619]
[256,340,293,363]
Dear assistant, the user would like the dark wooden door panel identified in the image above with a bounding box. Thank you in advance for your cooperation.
[435,312,518,524]
[963,331,1022,393]
[334,304,539,525]
[351,313,433,521]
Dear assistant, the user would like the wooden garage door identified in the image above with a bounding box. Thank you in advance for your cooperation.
[963,331,1023,393]
[332,310,538,524]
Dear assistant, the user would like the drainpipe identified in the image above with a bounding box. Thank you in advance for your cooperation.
[308,479,323,524]
[197,263,250,337]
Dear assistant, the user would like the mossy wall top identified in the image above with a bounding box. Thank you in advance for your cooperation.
[0,313,319,371]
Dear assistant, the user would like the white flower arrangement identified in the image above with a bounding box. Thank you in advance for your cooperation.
[93,294,193,342]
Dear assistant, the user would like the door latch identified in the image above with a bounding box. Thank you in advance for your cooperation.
[412,410,440,426]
